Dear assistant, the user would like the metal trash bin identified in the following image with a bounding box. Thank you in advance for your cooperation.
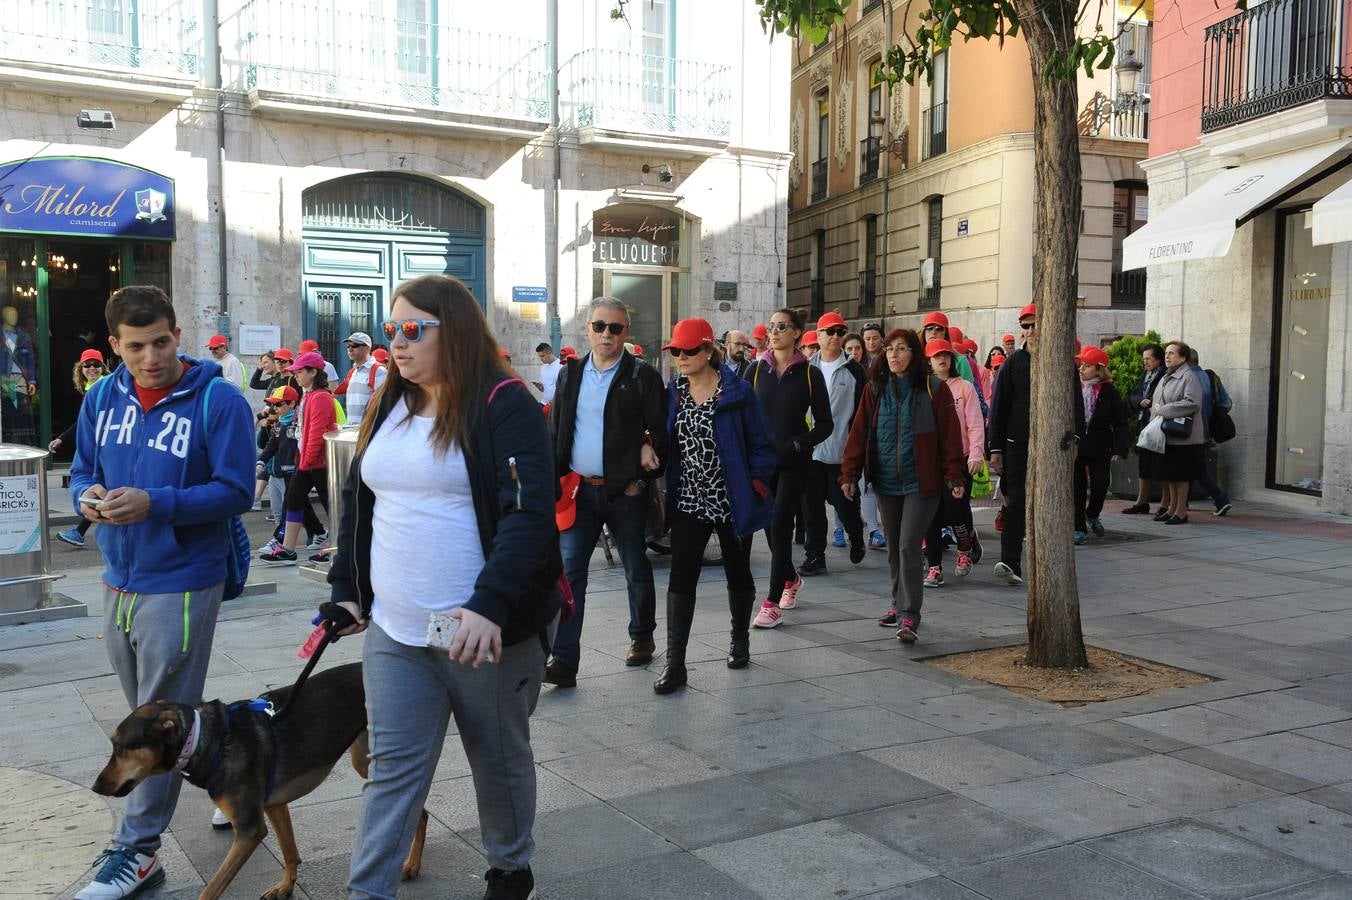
[0,444,65,620]
[298,426,360,584]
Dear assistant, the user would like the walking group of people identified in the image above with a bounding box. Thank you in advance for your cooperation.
[64,275,1237,900]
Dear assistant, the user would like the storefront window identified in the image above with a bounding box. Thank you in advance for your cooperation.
[0,237,41,446]
[133,242,173,294]
[1272,208,1332,493]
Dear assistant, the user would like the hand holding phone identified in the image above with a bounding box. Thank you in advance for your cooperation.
[426,611,461,650]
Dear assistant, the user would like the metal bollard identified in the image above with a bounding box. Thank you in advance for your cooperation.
[0,444,67,623]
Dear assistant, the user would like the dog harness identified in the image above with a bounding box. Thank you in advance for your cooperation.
[182,699,279,798]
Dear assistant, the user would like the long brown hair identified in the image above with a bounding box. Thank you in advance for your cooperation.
[357,274,509,455]
[874,328,927,388]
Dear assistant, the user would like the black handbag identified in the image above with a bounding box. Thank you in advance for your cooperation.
[1161,415,1193,438]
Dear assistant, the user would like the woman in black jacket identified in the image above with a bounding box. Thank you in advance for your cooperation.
[746,308,832,627]
[1074,346,1129,544]
[1122,343,1166,515]
[324,274,561,900]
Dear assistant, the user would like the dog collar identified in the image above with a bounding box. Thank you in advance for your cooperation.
[174,710,200,774]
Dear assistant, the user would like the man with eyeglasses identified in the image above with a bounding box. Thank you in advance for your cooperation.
[547,297,668,687]
[987,303,1039,585]
[801,311,868,575]
[724,329,753,379]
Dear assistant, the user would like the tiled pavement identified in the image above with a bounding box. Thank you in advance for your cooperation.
[7,502,1352,899]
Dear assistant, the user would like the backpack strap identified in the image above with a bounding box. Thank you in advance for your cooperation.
[487,377,527,406]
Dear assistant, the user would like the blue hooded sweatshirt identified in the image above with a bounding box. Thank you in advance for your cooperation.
[69,355,255,594]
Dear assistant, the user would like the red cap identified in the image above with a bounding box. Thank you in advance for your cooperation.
[299,339,320,353]
[1002,333,1015,343]
[922,312,949,329]
[817,311,847,331]
[753,323,768,340]
[265,385,300,404]
[273,347,295,362]
[948,326,965,345]
[79,349,105,365]
[287,350,325,372]
[924,338,956,358]
[963,338,978,354]
[561,346,578,360]
[802,330,819,347]
[499,347,512,358]
[1018,303,1037,321]
[371,348,389,363]
[662,317,715,352]
[207,334,229,349]
[1078,345,1110,368]
[992,354,1006,368]
[632,342,645,357]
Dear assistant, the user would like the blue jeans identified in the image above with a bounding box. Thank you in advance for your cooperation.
[553,482,656,668]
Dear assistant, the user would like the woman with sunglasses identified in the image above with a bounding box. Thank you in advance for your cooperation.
[747,308,833,627]
[841,329,966,644]
[323,274,561,900]
[53,350,109,547]
[259,349,336,563]
[654,318,776,693]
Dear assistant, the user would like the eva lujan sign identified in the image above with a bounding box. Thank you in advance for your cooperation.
[0,157,175,240]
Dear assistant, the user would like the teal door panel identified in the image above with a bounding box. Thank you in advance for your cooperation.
[304,282,384,364]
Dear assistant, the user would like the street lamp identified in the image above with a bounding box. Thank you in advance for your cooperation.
[1085,50,1148,138]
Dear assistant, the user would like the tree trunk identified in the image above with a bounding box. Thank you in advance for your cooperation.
[1012,0,1089,669]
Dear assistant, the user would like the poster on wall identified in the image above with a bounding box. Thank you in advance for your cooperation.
[0,475,42,556]
[238,324,282,356]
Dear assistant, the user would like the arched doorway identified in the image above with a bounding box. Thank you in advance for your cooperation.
[301,173,486,361]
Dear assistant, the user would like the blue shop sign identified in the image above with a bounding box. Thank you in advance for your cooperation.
[0,157,175,240]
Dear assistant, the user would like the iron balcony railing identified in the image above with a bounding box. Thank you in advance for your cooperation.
[241,0,551,121]
[1111,266,1147,308]
[0,0,198,79]
[569,48,732,140]
[810,278,825,318]
[922,102,948,159]
[859,136,881,183]
[858,268,877,316]
[1113,100,1151,140]
[811,158,828,202]
[1201,0,1352,132]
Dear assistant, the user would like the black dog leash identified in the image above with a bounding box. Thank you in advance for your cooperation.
[272,602,357,720]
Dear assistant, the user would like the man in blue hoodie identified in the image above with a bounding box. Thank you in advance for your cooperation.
[70,285,254,900]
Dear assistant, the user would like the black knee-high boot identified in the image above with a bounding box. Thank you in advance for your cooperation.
[727,588,756,669]
[654,592,696,694]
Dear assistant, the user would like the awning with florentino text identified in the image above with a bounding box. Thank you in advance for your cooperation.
[1312,178,1352,246]
[1122,141,1351,270]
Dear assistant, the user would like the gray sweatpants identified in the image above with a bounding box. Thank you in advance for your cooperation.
[103,583,224,853]
[876,493,940,621]
[348,620,550,899]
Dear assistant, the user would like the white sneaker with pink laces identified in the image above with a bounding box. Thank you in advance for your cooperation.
[955,552,973,577]
[778,574,803,610]
[753,600,783,628]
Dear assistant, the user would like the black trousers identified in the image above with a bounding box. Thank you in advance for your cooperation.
[1074,454,1112,531]
[999,446,1028,573]
[284,468,329,534]
[273,473,325,541]
[765,462,810,601]
[925,473,974,567]
[668,510,755,597]
[804,461,864,558]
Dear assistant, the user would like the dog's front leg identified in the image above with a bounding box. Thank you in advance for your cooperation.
[198,800,266,900]
[261,805,300,899]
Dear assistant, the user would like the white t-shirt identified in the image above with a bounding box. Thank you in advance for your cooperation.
[818,354,847,384]
[364,399,485,646]
[539,358,563,405]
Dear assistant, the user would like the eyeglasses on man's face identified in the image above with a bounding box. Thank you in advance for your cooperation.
[1020,322,1036,331]
[590,320,626,335]
[821,327,847,338]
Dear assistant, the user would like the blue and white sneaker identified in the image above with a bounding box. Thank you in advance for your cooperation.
[307,532,329,551]
[831,526,846,548]
[56,528,86,548]
[75,847,164,899]
[869,530,886,550]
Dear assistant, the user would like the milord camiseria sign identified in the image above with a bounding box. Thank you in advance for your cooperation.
[0,157,176,240]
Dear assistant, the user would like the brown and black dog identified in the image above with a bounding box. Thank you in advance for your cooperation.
[92,662,427,899]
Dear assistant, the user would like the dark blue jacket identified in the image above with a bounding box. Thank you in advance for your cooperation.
[664,365,777,536]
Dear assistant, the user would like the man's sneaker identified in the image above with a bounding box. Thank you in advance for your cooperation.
[1214,502,1233,517]
[869,530,886,550]
[955,551,973,577]
[879,608,899,627]
[251,500,263,511]
[798,556,827,577]
[778,574,803,609]
[544,659,577,688]
[211,807,231,829]
[753,600,783,628]
[307,532,329,551]
[969,531,984,565]
[1089,517,1105,537]
[1074,530,1088,545]
[832,526,846,548]
[994,562,1023,586]
[483,865,535,900]
[56,528,86,547]
[994,510,1005,532]
[259,546,298,564]
[308,550,331,563]
[75,847,164,899]
[924,566,945,587]
[896,615,919,644]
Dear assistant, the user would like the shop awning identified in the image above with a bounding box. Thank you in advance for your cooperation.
[1312,178,1352,246]
[1122,141,1351,270]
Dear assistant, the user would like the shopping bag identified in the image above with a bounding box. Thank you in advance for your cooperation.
[971,461,993,499]
[1137,416,1166,454]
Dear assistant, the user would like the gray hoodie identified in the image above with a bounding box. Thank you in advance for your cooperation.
[809,353,867,464]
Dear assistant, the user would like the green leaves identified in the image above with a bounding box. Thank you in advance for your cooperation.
[1041,34,1116,83]
[755,0,854,40]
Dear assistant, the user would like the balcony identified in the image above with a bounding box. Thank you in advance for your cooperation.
[859,136,881,183]
[0,0,198,85]
[919,260,942,310]
[570,48,732,146]
[922,102,948,159]
[1111,266,1147,308]
[811,158,828,203]
[1201,0,1352,133]
[241,0,551,129]
[1112,101,1151,140]
[810,278,825,318]
[858,268,877,315]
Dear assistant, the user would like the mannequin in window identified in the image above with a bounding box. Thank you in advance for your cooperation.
[0,306,38,445]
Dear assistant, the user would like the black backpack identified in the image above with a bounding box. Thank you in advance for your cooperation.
[1207,370,1236,444]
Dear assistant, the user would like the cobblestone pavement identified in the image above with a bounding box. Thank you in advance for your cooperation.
[9,499,1352,899]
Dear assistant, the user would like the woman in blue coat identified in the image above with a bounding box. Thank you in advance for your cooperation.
[655,318,777,694]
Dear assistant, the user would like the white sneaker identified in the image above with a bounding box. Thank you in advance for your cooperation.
[75,847,163,899]
[211,806,231,829]
[307,532,328,550]
[993,562,1024,586]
